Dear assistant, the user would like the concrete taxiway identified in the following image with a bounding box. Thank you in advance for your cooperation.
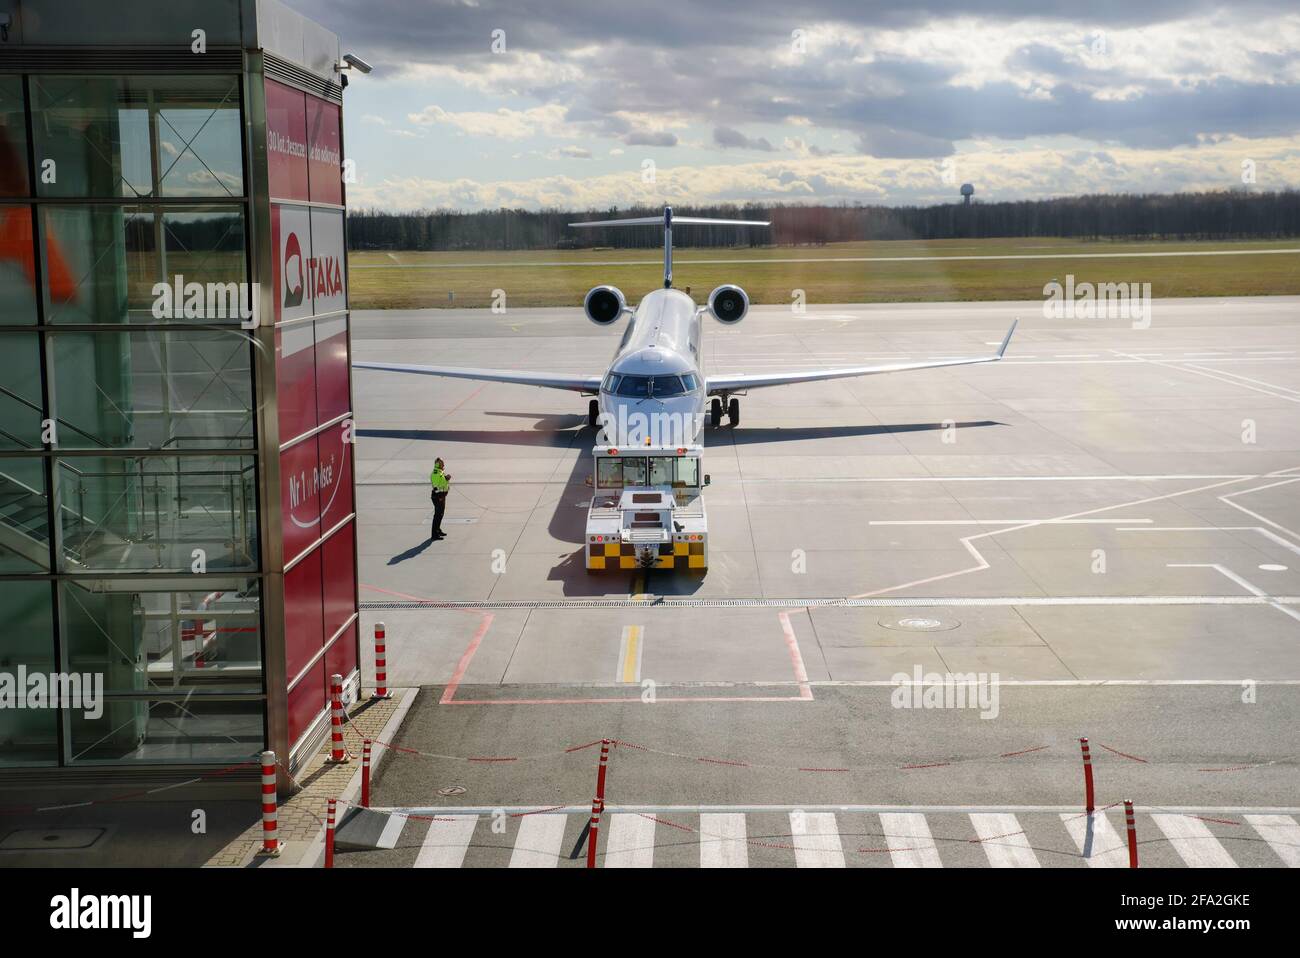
[341,296,1300,863]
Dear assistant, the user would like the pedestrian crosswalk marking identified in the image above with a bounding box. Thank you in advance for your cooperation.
[790,812,845,867]
[414,815,478,868]
[509,813,567,868]
[1151,814,1237,868]
[1061,811,1128,867]
[699,813,748,868]
[606,813,655,867]
[970,813,1040,868]
[881,812,943,868]
[376,812,408,850]
[357,806,1295,868]
[1244,814,1300,867]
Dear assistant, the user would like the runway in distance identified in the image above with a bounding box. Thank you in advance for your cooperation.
[353,207,1017,446]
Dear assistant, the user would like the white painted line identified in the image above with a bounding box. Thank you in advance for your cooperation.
[881,812,943,868]
[970,813,1040,868]
[869,518,1150,526]
[1183,364,1300,398]
[413,815,478,868]
[1169,563,1300,624]
[1151,814,1238,868]
[376,812,408,850]
[1244,814,1300,867]
[509,813,567,867]
[605,813,655,867]
[1061,812,1128,867]
[791,812,845,867]
[699,813,749,868]
[395,803,1300,817]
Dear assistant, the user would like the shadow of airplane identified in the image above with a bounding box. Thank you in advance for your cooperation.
[361,417,1006,596]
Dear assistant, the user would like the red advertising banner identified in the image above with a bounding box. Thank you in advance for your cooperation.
[314,315,350,422]
[265,80,309,202]
[280,433,321,563]
[275,321,317,442]
[306,94,343,205]
[309,208,347,315]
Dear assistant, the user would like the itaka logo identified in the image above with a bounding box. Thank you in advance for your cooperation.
[308,254,344,298]
[284,231,304,308]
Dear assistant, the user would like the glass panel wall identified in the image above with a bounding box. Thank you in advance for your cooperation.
[0,70,263,767]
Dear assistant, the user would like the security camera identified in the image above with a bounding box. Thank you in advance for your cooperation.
[340,53,373,74]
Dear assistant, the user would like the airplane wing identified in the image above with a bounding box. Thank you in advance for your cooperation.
[707,321,1017,393]
[352,361,603,393]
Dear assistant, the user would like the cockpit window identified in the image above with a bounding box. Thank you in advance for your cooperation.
[682,373,700,391]
[651,375,686,397]
[614,375,650,397]
[602,374,621,393]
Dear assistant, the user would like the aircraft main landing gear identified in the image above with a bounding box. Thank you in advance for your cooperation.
[728,397,740,426]
[710,398,722,428]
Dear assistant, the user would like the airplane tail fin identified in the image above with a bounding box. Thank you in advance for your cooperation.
[569,207,770,288]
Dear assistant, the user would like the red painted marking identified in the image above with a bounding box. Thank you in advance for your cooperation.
[439,612,495,704]
[901,762,950,769]
[1001,744,1050,758]
[777,611,815,700]
[698,757,750,767]
[1099,743,1148,763]
[798,767,849,773]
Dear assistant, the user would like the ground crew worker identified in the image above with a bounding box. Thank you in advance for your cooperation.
[430,458,451,539]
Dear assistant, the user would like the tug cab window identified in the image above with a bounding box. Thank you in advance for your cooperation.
[648,456,674,486]
[675,457,699,488]
[596,457,623,488]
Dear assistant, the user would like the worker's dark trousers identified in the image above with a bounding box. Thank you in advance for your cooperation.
[431,491,447,538]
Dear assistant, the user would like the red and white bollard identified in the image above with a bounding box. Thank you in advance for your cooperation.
[328,673,349,764]
[259,750,280,856]
[586,739,611,869]
[1124,800,1138,868]
[372,623,392,700]
[324,797,337,869]
[362,740,372,808]
[1080,737,1095,814]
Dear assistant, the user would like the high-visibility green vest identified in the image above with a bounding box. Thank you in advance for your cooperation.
[430,467,450,493]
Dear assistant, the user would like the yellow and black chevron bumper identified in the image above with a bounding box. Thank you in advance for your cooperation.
[587,540,706,570]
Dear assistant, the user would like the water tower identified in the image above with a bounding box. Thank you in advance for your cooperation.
[960,183,974,206]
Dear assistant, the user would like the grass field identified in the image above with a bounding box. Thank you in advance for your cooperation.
[347,236,1300,309]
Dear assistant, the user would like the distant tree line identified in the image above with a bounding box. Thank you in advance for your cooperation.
[346,190,1300,251]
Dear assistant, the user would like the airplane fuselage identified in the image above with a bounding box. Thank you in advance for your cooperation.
[596,288,708,446]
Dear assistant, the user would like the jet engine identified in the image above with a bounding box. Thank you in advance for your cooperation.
[583,285,627,325]
[707,284,748,324]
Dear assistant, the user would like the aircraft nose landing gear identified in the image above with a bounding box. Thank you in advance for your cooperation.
[589,398,600,429]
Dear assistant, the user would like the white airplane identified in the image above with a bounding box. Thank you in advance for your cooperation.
[353,207,1016,441]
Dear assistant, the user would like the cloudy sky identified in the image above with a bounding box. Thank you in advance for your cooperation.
[294,0,1300,211]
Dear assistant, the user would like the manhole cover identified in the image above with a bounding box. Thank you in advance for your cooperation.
[879,615,961,633]
[0,828,106,851]
[437,785,467,797]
